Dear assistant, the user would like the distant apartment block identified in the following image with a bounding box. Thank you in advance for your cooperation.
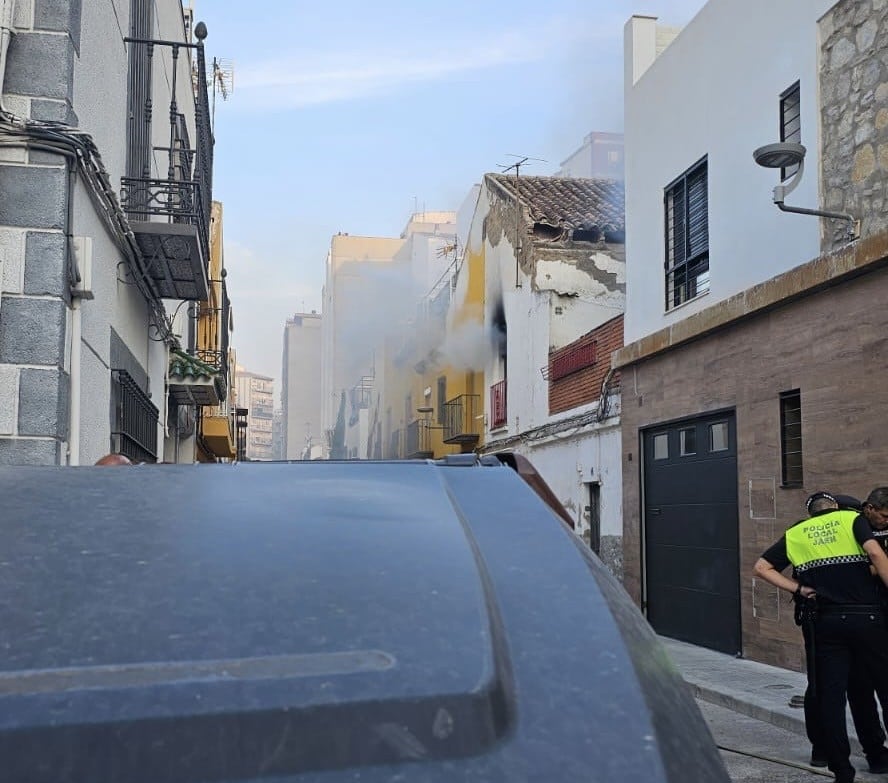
[556,131,626,180]
[234,365,275,460]
[282,312,323,459]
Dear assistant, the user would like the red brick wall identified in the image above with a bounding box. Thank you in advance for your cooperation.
[549,314,623,415]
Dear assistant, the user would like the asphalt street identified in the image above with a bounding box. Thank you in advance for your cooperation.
[697,700,884,783]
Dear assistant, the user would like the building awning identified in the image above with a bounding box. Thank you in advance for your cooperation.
[168,350,221,407]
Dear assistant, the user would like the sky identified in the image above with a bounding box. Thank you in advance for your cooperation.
[202,0,707,396]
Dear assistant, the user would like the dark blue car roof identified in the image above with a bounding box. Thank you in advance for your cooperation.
[0,459,728,782]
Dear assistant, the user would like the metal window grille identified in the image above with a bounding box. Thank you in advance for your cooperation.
[547,341,597,382]
[490,379,507,429]
[664,157,709,310]
[779,390,803,486]
[780,82,801,181]
[111,369,159,463]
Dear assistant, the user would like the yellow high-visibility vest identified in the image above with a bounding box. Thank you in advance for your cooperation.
[786,509,867,573]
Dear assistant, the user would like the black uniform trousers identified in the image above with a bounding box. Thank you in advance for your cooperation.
[804,620,887,758]
[814,608,888,780]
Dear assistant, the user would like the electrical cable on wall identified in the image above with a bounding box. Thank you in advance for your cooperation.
[0,109,178,346]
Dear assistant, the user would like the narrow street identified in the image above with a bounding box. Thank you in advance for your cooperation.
[698,700,881,783]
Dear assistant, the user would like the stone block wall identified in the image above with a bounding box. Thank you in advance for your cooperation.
[0,0,82,463]
[820,0,888,251]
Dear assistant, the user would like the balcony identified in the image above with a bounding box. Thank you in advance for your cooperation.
[490,379,507,429]
[168,349,220,407]
[405,420,433,459]
[201,410,235,460]
[121,29,213,303]
[195,349,227,401]
[443,394,481,447]
[120,178,209,301]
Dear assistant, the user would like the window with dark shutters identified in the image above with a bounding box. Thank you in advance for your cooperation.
[780,82,801,181]
[780,390,803,486]
[664,157,709,310]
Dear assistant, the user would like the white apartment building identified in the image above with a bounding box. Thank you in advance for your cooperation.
[281,311,322,459]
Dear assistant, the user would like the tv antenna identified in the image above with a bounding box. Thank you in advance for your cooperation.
[496,155,547,287]
[211,57,235,131]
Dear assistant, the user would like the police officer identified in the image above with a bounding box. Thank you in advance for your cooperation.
[755,492,888,783]
[787,492,888,771]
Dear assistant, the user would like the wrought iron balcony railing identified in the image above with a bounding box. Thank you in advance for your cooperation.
[122,25,214,302]
[443,394,481,445]
[490,379,507,429]
[195,348,228,401]
[120,177,210,272]
[405,420,433,459]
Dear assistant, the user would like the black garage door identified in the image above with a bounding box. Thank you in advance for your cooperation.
[643,412,740,655]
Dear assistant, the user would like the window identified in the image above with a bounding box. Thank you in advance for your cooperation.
[780,81,801,181]
[709,422,729,452]
[780,390,803,486]
[437,376,447,425]
[653,433,669,460]
[664,157,709,310]
[111,369,159,463]
[679,427,697,456]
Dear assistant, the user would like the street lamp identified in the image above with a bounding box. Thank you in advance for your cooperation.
[752,142,859,239]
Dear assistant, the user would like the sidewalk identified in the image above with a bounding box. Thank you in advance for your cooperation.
[660,635,860,741]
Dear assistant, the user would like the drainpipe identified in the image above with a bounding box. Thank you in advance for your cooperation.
[66,163,81,465]
[69,296,81,464]
[0,0,16,115]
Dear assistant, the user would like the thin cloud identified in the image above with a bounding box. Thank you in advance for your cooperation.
[234,17,612,109]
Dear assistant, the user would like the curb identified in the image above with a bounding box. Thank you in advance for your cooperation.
[687,680,809,739]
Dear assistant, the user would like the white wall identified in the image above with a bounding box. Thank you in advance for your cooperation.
[516,421,623,540]
[624,0,835,344]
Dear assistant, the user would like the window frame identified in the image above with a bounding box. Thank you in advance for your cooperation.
[664,156,709,311]
[779,81,801,181]
[779,389,803,487]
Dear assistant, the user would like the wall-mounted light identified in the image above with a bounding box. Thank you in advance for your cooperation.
[752,142,859,240]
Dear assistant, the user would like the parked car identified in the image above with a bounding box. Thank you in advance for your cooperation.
[0,457,729,782]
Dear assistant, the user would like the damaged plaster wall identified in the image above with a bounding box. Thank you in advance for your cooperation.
[537,245,626,350]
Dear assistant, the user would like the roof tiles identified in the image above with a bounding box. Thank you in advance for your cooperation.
[485,174,625,238]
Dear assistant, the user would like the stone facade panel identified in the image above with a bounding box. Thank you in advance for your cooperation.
[0,438,60,465]
[820,0,888,249]
[35,0,83,51]
[0,365,19,435]
[0,165,66,229]
[0,296,66,366]
[4,32,74,101]
[0,229,26,294]
[18,367,69,439]
[24,230,67,298]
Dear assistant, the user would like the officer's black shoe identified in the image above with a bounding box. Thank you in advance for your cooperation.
[809,750,828,768]
[866,747,888,774]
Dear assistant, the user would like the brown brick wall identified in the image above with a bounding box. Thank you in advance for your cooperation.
[549,314,623,415]
[621,265,888,669]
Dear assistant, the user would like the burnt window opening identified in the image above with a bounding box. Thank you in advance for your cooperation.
[492,300,508,363]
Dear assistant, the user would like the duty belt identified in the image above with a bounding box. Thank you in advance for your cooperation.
[817,603,882,615]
